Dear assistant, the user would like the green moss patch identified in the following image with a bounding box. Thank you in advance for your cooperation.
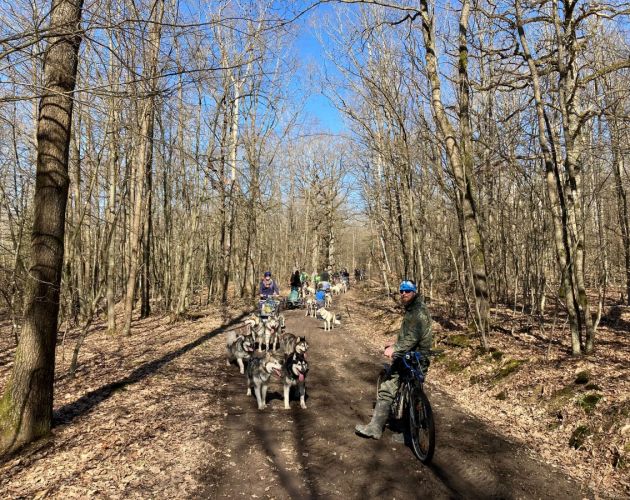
[577,393,603,414]
[438,355,465,373]
[574,370,590,385]
[584,383,602,391]
[494,359,525,381]
[490,351,504,362]
[495,390,507,400]
[447,334,471,348]
[546,386,576,414]
[569,425,592,449]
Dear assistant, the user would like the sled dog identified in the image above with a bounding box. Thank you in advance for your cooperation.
[305,297,316,317]
[282,353,309,409]
[324,292,332,308]
[244,313,261,334]
[330,284,342,295]
[226,332,255,374]
[246,352,283,410]
[280,333,309,357]
[316,307,341,331]
[259,317,280,352]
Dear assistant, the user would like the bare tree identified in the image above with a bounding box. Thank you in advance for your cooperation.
[0,0,84,453]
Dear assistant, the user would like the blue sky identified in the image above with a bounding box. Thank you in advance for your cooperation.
[292,15,346,134]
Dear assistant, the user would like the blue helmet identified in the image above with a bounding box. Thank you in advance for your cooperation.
[264,271,272,277]
[399,280,417,292]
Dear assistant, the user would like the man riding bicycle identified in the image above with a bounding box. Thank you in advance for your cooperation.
[355,280,432,440]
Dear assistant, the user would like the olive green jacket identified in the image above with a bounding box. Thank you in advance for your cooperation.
[393,295,432,370]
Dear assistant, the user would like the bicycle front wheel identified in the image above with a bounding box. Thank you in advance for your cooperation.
[408,386,435,463]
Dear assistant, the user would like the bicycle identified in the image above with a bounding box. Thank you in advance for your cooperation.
[376,350,436,463]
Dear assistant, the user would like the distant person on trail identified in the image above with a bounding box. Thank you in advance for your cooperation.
[320,268,331,291]
[290,270,302,290]
[355,280,432,441]
[320,268,330,283]
[259,271,279,298]
[315,287,326,308]
[300,270,309,285]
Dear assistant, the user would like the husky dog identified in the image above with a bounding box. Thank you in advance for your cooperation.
[278,314,286,331]
[282,353,309,409]
[260,317,280,352]
[244,313,261,336]
[317,307,341,331]
[324,292,332,308]
[226,332,255,374]
[330,284,342,295]
[280,333,309,357]
[305,296,316,317]
[246,352,283,410]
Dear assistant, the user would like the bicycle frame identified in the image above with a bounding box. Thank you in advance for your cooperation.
[380,350,435,463]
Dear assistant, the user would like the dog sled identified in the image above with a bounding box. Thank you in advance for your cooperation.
[259,296,281,318]
[285,287,303,309]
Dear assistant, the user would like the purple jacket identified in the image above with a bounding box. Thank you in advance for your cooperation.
[260,279,279,297]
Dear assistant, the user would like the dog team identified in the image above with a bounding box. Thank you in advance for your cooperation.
[225,268,347,410]
[226,311,310,410]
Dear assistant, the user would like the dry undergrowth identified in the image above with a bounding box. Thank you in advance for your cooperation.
[0,300,252,499]
[344,282,630,498]
[0,287,627,498]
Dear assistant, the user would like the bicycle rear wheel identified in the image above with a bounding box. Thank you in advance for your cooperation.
[408,386,435,463]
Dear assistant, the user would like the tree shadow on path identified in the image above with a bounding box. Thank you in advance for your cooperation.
[53,312,249,427]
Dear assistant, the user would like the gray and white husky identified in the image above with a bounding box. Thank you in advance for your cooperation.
[282,353,309,409]
[317,307,341,331]
[260,317,280,352]
[280,333,309,357]
[226,332,255,374]
[246,352,283,410]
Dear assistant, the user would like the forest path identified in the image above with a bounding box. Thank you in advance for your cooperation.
[201,290,590,499]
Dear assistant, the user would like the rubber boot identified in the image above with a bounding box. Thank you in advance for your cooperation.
[355,400,390,439]
[390,432,404,444]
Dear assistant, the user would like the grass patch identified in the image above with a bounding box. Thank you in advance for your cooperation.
[490,351,504,362]
[584,383,602,391]
[569,425,592,449]
[577,393,603,414]
[438,355,465,373]
[574,370,590,385]
[494,359,525,381]
[546,386,576,414]
[495,390,507,400]
[447,334,471,348]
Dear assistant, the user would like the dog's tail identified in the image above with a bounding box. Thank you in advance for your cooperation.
[226,330,238,346]
[334,315,341,325]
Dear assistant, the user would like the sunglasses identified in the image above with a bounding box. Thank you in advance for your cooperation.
[399,290,414,294]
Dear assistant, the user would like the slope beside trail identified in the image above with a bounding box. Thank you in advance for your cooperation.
[201,291,592,499]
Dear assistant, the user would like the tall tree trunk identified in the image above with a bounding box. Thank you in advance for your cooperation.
[515,3,581,354]
[105,69,118,335]
[141,148,153,319]
[121,0,164,335]
[0,0,84,453]
[611,121,630,305]
[419,0,489,347]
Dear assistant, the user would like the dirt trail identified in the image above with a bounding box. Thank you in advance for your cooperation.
[201,293,592,499]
